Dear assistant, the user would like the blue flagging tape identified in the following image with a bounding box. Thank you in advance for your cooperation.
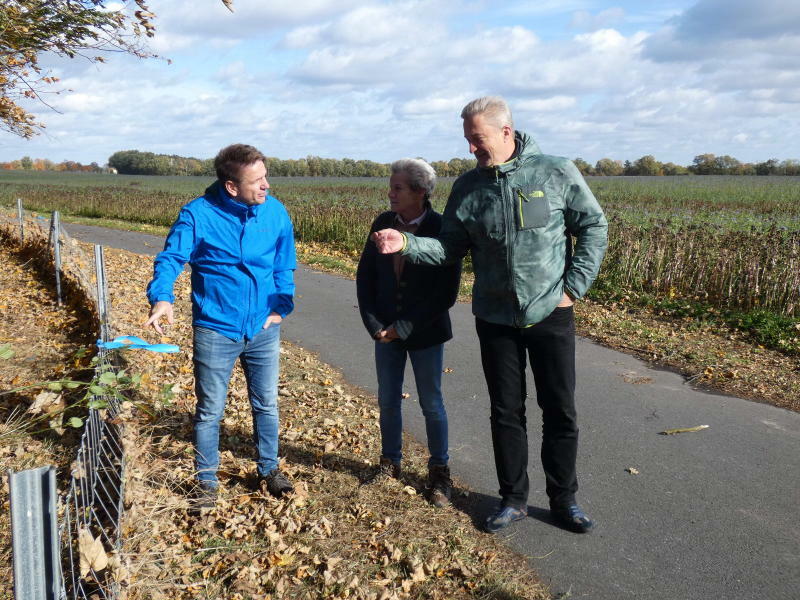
[97,335,180,353]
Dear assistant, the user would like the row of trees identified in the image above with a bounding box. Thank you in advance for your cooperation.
[574,154,800,177]
[6,150,800,178]
[0,157,106,172]
[103,150,800,178]
[105,150,482,178]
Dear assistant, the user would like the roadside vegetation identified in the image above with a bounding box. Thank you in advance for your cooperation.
[0,243,95,600]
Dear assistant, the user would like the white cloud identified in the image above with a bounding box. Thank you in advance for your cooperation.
[395,95,472,119]
[516,96,577,112]
[570,7,626,31]
[2,0,798,165]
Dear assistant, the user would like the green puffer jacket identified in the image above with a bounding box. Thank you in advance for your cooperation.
[402,131,608,327]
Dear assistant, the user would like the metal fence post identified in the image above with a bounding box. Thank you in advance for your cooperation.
[51,211,63,306]
[17,198,24,242]
[94,245,111,343]
[9,466,62,600]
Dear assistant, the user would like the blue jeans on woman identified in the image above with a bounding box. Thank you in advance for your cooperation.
[192,324,281,487]
[374,341,449,467]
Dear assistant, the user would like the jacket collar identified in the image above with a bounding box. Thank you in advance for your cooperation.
[204,180,257,217]
[482,130,542,177]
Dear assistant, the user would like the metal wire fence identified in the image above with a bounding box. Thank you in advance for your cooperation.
[4,206,126,600]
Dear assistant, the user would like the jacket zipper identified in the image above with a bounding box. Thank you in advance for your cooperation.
[517,189,526,228]
[499,170,521,327]
[241,212,251,340]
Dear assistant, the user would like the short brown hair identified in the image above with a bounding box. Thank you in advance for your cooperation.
[214,144,266,183]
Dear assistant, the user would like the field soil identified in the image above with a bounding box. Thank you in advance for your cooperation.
[0,231,549,599]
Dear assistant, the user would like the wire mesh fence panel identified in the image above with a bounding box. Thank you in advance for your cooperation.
[2,206,127,600]
[61,379,125,600]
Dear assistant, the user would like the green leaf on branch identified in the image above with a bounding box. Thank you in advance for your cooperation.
[47,382,63,391]
[98,371,117,385]
[67,417,83,428]
[87,399,108,410]
[89,385,107,395]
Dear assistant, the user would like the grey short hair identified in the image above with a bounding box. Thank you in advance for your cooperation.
[391,158,437,201]
[461,96,514,130]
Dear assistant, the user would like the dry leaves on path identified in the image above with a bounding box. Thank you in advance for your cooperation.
[87,243,550,600]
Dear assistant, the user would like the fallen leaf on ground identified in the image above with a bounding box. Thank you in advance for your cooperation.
[79,528,109,578]
[659,424,710,435]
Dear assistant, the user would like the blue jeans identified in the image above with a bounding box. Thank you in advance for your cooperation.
[374,341,449,467]
[192,324,281,486]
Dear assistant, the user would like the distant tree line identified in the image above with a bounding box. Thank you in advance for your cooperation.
[104,150,800,177]
[573,154,800,176]
[103,150,480,178]
[4,150,800,177]
[0,156,106,172]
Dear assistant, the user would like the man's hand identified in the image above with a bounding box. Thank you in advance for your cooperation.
[557,291,575,307]
[145,300,174,335]
[375,325,400,344]
[263,312,283,329]
[371,229,404,254]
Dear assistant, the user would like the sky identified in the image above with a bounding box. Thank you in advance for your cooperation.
[2,0,799,166]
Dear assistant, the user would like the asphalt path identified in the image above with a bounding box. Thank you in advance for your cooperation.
[65,222,800,600]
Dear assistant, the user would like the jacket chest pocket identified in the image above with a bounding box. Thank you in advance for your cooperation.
[515,187,550,230]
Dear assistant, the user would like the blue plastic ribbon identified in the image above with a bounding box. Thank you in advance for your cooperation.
[97,335,179,353]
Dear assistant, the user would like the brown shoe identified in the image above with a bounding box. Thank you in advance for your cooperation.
[428,464,452,508]
[366,456,401,484]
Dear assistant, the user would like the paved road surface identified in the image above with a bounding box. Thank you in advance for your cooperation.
[65,223,800,600]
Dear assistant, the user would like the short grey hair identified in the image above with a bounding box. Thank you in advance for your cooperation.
[461,96,514,130]
[391,158,437,201]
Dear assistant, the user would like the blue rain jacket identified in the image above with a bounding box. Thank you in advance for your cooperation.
[146,181,296,341]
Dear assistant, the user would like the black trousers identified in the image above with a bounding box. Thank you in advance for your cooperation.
[476,306,578,509]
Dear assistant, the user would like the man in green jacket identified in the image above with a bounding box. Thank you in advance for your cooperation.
[372,96,608,533]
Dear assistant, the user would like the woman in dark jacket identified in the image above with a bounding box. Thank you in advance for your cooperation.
[356,158,461,507]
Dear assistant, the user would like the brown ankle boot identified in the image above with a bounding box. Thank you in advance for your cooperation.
[428,464,452,508]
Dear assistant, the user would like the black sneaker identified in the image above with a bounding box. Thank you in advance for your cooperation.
[365,457,401,484]
[427,464,452,508]
[551,503,595,533]
[260,469,294,498]
[191,483,218,510]
[484,505,527,533]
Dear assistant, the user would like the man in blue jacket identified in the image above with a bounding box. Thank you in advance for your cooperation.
[145,143,296,508]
